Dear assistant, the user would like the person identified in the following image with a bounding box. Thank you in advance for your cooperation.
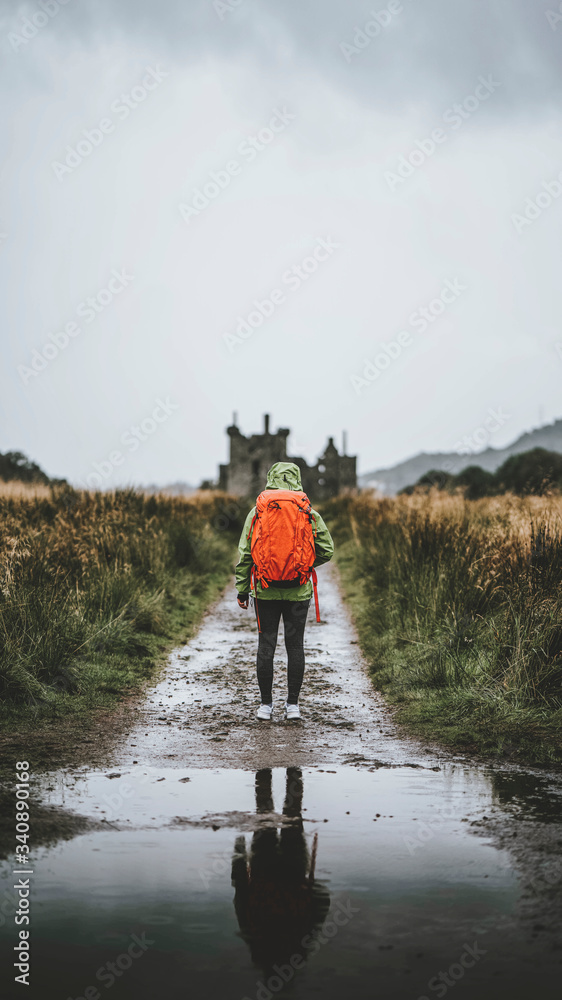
[235,462,334,720]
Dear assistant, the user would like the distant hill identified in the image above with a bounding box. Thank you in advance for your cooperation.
[142,481,195,496]
[0,451,64,485]
[359,419,562,495]
[401,448,562,498]
[0,453,195,493]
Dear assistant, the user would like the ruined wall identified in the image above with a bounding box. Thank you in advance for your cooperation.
[219,416,357,501]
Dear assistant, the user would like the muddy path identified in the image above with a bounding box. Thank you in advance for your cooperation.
[2,565,562,1000]
[109,562,441,771]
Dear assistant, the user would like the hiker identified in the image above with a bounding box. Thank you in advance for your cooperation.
[235,462,334,720]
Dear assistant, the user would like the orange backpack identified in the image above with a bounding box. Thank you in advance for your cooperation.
[247,489,321,624]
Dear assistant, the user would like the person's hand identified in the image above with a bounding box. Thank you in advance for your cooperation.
[237,593,249,609]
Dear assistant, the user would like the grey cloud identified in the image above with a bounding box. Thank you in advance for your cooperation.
[1,0,561,120]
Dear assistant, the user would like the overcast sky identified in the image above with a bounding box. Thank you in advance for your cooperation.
[1,0,562,487]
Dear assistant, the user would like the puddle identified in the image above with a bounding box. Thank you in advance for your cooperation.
[2,763,561,999]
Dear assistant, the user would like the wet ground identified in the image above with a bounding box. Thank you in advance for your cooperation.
[2,564,562,999]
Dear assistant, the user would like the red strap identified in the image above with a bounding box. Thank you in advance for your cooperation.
[311,568,320,623]
[248,516,261,633]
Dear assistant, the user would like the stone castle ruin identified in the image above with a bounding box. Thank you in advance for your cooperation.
[218,414,357,500]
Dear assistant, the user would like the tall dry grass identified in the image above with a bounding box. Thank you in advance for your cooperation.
[0,481,53,499]
[323,490,562,713]
[0,486,244,705]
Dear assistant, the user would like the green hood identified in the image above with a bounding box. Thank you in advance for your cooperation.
[265,462,303,491]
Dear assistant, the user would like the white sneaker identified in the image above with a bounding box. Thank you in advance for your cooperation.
[285,703,301,720]
[257,703,273,720]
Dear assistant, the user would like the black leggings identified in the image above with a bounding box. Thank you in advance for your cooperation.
[255,599,310,705]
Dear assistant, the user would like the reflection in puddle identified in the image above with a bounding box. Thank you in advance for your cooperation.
[490,772,562,824]
[2,764,562,998]
[232,769,330,974]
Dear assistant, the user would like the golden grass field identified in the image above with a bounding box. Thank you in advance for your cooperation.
[322,489,562,760]
[0,486,244,711]
[2,481,560,759]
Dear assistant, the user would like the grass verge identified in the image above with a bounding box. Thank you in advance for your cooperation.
[321,492,562,765]
[0,486,244,731]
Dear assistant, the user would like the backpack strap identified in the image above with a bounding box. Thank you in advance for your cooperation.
[311,568,320,623]
[250,565,262,633]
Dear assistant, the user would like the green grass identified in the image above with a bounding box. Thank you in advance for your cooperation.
[321,493,562,764]
[0,565,231,730]
[0,487,243,728]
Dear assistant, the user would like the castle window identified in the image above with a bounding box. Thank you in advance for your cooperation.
[318,464,326,473]
[252,460,260,476]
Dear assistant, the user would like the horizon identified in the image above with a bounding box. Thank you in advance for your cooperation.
[4,410,562,488]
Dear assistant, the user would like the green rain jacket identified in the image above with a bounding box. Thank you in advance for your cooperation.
[235,462,335,601]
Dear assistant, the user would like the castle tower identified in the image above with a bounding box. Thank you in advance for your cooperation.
[218,417,357,499]
[219,414,289,496]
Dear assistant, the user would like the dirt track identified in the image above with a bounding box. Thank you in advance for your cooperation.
[110,562,442,771]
